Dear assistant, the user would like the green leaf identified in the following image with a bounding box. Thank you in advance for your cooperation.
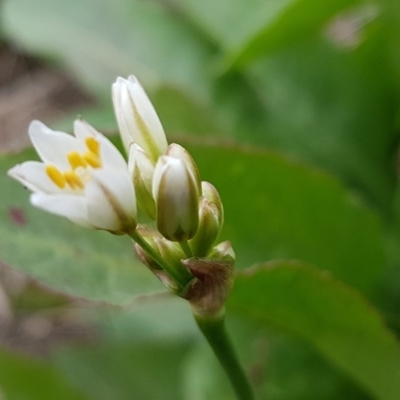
[55,341,190,400]
[3,0,214,96]
[0,348,89,400]
[184,141,384,295]
[228,261,400,400]
[172,0,294,52]
[225,0,362,69]
[240,38,398,211]
[0,148,163,305]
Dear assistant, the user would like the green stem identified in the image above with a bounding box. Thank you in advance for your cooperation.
[180,241,194,258]
[193,311,255,400]
[129,230,190,292]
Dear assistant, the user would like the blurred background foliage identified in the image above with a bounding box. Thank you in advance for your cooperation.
[1,0,400,399]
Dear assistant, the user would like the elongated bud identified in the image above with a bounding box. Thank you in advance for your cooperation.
[166,144,201,193]
[112,75,168,161]
[201,181,224,228]
[189,198,221,257]
[153,155,199,241]
[128,144,156,219]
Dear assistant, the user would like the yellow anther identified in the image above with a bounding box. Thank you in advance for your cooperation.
[64,171,84,189]
[85,137,100,156]
[67,151,87,169]
[46,165,66,188]
[83,151,101,168]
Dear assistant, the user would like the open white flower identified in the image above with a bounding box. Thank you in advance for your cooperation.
[112,75,168,162]
[8,119,137,233]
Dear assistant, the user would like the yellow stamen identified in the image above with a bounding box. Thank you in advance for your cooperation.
[85,137,100,156]
[83,151,101,168]
[67,151,87,169]
[64,170,84,189]
[46,165,66,188]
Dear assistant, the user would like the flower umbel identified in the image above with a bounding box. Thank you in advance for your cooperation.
[8,119,137,233]
[8,74,252,399]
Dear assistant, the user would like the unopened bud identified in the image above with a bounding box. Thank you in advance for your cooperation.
[189,198,221,257]
[153,155,199,241]
[112,75,168,161]
[166,144,201,193]
[128,144,156,219]
[201,181,224,228]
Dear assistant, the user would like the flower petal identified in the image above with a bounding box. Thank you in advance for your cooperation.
[73,118,99,141]
[74,119,128,171]
[29,121,78,169]
[30,192,92,227]
[86,169,136,231]
[8,161,62,194]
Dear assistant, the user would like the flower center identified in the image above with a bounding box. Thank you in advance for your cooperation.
[45,137,102,190]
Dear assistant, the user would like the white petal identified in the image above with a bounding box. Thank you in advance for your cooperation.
[86,169,136,231]
[73,118,99,141]
[98,135,128,171]
[8,162,74,195]
[74,118,128,171]
[29,120,78,169]
[30,192,92,227]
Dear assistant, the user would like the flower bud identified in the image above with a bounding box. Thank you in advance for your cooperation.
[201,181,224,228]
[128,144,156,219]
[112,75,168,161]
[166,144,201,193]
[189,198,221,257]
[153,155,199,241]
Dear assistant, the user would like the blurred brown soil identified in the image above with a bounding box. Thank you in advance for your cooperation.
[0,42,93,153]
[0,42,97,356]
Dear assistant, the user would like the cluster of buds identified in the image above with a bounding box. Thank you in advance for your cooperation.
[113,76,234,315]
[8,75,234,316]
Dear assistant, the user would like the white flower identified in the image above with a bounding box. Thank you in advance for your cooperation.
[112,75,168,161]
[8,119,137,233]
[152,155,200,241]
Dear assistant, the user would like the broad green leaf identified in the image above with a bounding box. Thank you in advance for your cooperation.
[3,0,215,97]
[173,0,293,52]
[183,141,384,295]
[228,261,400,400]
[225,0,362,69]
[0,348,89,400]
[55,341,190,400]
[0,148,163,304]
[239,38,398,211]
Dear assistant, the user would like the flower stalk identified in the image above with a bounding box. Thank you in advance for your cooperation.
[194,311,255,400]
